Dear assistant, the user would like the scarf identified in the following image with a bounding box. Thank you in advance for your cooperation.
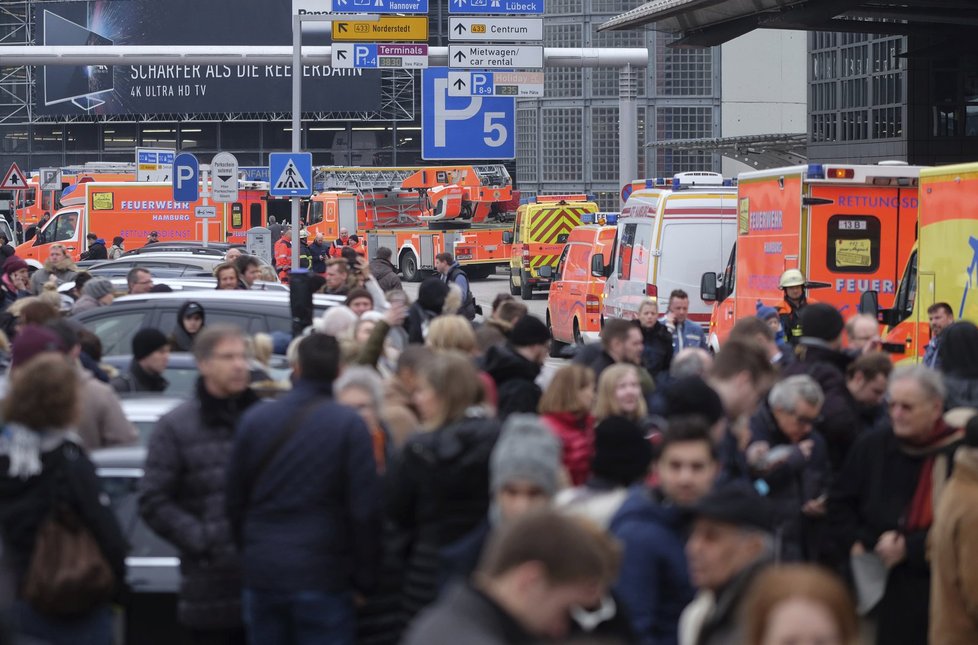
[900,420,963,531]
[0,423,74,478]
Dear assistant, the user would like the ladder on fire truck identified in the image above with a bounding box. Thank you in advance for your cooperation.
[311,165,513,228]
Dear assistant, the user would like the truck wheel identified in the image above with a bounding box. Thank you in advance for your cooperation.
[548,311,567,358]
[400,251,421,282]
[573,320,584,346]
[520,270,533,300]
[509,268,519,296]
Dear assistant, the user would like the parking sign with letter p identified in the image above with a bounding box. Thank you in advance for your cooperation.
[422,68,515,160]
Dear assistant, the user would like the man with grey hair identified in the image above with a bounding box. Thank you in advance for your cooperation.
[829,364,963,645]
[680,482,774,645]
[746,374,829,560]
[669,347,713,380]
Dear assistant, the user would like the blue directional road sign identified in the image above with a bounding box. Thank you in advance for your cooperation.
[269,152,313,197]
[172,153,199,202]
[422,68,515,161]
[333,0,428,15]
[449,0,543,14]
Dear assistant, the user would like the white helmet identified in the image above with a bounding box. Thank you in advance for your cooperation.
[779,269,805,289]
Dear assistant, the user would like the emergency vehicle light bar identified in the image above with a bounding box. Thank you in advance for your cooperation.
[532,194,590,203]
[581,212,619,225]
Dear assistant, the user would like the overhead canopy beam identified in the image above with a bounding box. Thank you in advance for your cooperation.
[0,45,648,68]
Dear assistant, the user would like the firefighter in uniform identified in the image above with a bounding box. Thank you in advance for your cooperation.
[777,268,814,346]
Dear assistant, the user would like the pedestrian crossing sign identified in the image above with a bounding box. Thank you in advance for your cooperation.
[269,152,313,197]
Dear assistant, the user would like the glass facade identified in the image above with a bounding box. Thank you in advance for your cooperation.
[516,0,721,210]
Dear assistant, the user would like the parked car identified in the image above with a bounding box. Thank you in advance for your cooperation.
[73,290,344,355]
[105,352,293,399]
[85,254,229,278]
[123,242,245,257]
[59,276,288,295]
[118,395,184,442]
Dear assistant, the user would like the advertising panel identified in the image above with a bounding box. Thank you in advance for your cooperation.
[35,0,382,116]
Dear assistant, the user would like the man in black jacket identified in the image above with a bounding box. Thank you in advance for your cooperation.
[369,246,402,292]
[111,327,170,394]
[139,325,259,644]
[483,314,550,419]
[226,333,381,645]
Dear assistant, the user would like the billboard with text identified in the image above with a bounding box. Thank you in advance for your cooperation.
[34,0,382,116]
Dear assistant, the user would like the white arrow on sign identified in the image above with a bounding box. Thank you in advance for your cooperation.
[195,206,218,219]
[211,152,239,204]
[448,45,543,69]
[449,17,543,42]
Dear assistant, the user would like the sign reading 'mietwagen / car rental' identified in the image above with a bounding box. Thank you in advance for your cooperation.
[35,0,382,116]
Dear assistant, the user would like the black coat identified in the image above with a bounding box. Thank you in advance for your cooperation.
[370,257,403,292]
[640,322,673,382]
[81,241,107,261]
[110,360,168,394]
[0,439,128,602]
[828,428,962,645]
[386,413,499,624]
[482,344,542,420]
[225,379,382,595]
[748,404,830,561]
[138,380,259,630]
[782,340,860,473]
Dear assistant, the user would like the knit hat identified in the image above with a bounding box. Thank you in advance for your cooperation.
[490,414,562,496]
[755,300,779,322]
[660,376,725,425]
[509,314,550,347]
[3,257,27,275]
[82,278,114,300]
[591,415,653,486]
[800,303,845,341]
[689,480,774,532]
[11,324,65,369]
[132,328,169,361]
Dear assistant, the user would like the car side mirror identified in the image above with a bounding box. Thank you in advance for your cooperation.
[502,231,513,245]
[859,290,879,317]
[700,271,718,302]
[538,265,552,278]
[590,253,605,278]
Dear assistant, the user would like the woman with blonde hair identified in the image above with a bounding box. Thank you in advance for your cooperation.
[594,363,647,423]
[539,364,596,486]
[386,351,500,626]
[425,315,477,355]
[742,564,859,645]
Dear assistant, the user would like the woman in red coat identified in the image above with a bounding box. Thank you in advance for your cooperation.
[539,364,596,486]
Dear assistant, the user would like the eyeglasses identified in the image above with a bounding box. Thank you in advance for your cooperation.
[790,411,820,426]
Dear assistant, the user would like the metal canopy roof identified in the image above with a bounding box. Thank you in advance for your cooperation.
[599,0,978,46]
[646,133,808,170]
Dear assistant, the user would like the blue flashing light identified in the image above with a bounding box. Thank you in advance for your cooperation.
[605,213,619,225]
[581,212,595,224]
[672,177,681,190]
[807,163,825,179]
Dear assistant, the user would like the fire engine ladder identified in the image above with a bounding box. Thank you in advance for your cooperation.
[313,167,427,227]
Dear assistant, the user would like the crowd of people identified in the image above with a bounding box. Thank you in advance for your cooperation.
[0,242,977,645]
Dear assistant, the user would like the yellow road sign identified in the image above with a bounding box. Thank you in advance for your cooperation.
[332,16,428,42]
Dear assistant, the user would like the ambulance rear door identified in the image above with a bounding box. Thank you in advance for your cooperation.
[805,184,913,317]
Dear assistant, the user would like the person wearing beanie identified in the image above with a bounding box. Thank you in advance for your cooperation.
[556,415,653,529]
[782,303,861,475]
[441,414,563,587]
[111,327,171,394]
[70,277,115,316]
[9,324,65,370]
[0,256,29,313]
[756,299,787,347]
[929,414,978,644]
[482,314,551,420]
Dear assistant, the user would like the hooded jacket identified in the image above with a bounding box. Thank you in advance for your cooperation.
[482,344,542,420]
[610,488,694,645]
[29,256,78,295]
[170,301,206,352]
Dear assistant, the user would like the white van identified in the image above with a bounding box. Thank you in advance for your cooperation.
[600,172,738,325]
